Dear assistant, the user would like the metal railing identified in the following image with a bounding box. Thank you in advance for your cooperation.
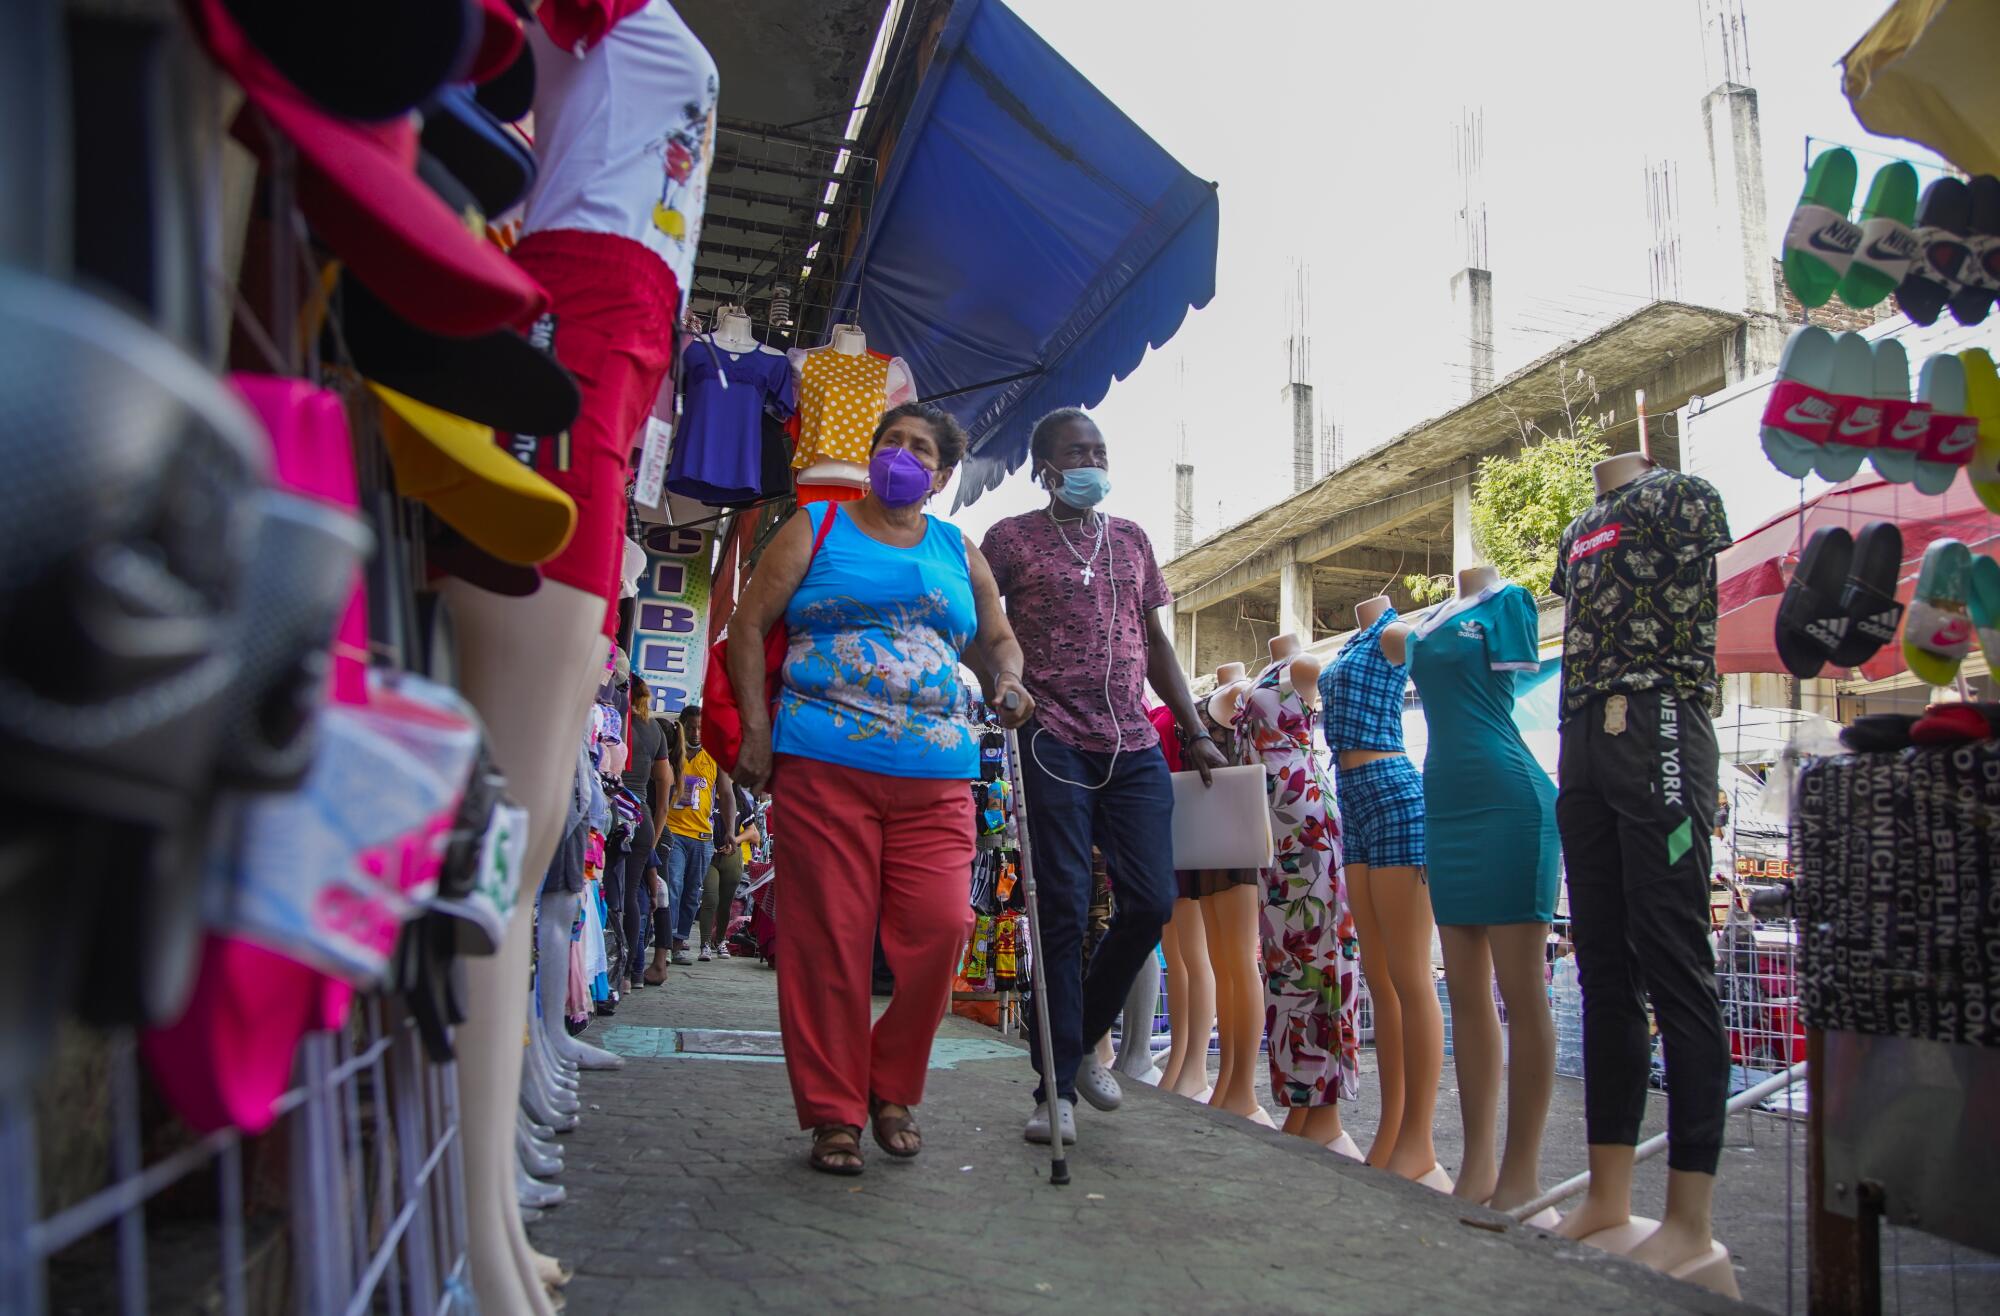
[0,999,467,1316]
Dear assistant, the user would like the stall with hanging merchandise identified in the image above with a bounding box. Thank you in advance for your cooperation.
[1703,8,2000,1304]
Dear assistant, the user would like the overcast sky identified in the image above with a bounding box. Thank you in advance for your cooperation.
[935,0,1949,561]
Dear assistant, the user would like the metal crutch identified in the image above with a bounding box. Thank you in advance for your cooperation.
[1001,694,1070,1186]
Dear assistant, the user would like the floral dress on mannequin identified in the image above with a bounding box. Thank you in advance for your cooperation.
[1234,663,1361,1106]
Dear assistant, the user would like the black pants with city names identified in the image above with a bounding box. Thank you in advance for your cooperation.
[1556,690,1727,1175]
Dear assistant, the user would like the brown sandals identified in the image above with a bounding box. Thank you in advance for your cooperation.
[868,1097,922,1159]
[809,1125,864,1176]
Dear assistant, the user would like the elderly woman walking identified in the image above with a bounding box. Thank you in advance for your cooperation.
[728,402,1031,1175]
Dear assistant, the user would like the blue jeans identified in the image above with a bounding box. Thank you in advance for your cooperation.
[1017,722,1176,1104]
[663,833,715,945]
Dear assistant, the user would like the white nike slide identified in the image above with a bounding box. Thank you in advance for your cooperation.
[1815,331,1878,481]
[1915,352,1978,495]
[1759,326,1839,478]
[1868,338,1925,484]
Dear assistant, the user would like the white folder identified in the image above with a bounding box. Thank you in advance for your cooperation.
[1169,765,1273,871]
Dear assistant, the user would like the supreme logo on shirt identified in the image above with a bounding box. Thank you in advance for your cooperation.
[1569,524,1622,562]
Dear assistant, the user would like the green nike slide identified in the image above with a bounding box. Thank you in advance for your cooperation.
[1961,348,2000,514]
[1782,148,1860,309]
[1903,538,1975,688]
[1968,554,2000,673]
[1837,162,1919,310]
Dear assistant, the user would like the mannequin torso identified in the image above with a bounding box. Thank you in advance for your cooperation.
[1593,452,1651,495]
[794,324,902,490]
[1267,632,1320,706]
[1349,596,1406,769]
[710,308,758,354]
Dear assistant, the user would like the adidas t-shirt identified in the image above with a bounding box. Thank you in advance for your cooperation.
[1548,467,1732,721]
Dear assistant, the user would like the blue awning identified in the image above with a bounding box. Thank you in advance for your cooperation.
[833,0,1218,508]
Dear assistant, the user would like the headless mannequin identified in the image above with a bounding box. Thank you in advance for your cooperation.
[1429,566,1556,1215]
[797,323,870,491]
[709,305,757,354]
[1256,634,1350,1146]
[443,578,608,1316]
[1158,692,1219,1097]
[1198,662,1262,1117]
[1555,452,1735,1295]
[537,886,625,1070]
[1359,601,1448,1185]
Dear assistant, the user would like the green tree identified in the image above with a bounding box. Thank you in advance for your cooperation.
[1405,364,1608,605]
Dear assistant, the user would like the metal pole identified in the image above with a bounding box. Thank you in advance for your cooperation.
[1002,700,1069,1186]
[1507,1061,1807,1221]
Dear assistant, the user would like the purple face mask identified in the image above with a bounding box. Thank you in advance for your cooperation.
[869,445,935,507]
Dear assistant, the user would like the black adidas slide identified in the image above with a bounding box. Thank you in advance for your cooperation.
[1775,526,1854,679]
[1830,520,1905,668]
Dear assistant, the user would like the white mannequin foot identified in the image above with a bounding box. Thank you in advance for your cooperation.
[517,1122,563,1178]
[1246,1107,1277,1128]
[516,1162,566,1209]
[1325,1131,1363,1160]
[1415,1164,1455,1192]
[1192,1086,1214,1103]
[534,1254,573,1289]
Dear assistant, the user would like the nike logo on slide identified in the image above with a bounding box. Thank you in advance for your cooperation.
[1924,618,1973,648]
[1864,233,1918,263]
[1784,397,1838,429]
[1837,405,1882,438]
[1931,422,1978,458]
[1808,223,1860,256]
[1890,413,1930,443]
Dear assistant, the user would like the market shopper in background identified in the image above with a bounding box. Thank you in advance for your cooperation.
[660,704,730,968]
[979,408,1225,1146]
[617,677,676,989]
[698,784,761,958]
[728,402,1032,1175]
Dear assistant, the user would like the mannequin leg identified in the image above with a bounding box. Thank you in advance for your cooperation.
[1488,922,1555,1210]
[1160,902,1215,1096]
[1113,948,1160,1079]
[1630,1170,1723,1271]
[1159,912,1190,1089]
[1438,926,1500,1203]
[1347,863,1405,1169]
[1200,884,1262,1117]
[442,578,606,1316]
[1281,1104,1345,1143]
[1371,867,1443,1179]
[1557,1144,1635,1241]
[1199,899,1235,1100]
[537,890,625,1069]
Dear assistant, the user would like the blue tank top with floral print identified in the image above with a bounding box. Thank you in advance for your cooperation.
[773,503,978,779]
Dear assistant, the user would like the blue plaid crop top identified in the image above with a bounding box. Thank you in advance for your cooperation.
[1319,607,1411,752]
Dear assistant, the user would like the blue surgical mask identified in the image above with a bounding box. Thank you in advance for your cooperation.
[1050,466,1111,508]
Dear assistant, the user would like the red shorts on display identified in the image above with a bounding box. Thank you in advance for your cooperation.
[510,229,679,637]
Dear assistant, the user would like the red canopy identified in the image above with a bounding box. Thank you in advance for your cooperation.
[1716,475,1998,680]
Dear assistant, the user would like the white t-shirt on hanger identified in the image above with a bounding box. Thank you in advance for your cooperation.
[521,0,719,312]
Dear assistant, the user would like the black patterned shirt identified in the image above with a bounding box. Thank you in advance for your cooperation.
[1548,467,1732,720]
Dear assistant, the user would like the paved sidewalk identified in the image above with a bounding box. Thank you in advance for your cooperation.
[530,960,1752,1315]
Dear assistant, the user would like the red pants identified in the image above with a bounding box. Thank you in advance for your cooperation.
[771,755,974,1130]
[510,229,679,637]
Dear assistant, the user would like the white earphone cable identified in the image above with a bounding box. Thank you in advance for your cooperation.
[1030,509,1123,791]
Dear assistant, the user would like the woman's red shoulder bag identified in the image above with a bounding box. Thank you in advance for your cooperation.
[701,506,836,773]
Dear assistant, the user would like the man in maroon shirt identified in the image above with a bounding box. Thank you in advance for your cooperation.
[978,408,1223,1144]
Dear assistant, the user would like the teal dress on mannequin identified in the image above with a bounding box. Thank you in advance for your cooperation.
[1406,583,1559,925]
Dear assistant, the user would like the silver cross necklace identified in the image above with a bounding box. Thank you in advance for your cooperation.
[1048,508,1105,584]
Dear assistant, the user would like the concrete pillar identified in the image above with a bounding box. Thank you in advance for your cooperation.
[1282,381,1315,492]
[1450,267,1494,399]
[1174,607,1197,674]
[1279,561,1315,642]
[1451,474,1476,572]
[1173,462,1194,556]
[1697,83,1775,316]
